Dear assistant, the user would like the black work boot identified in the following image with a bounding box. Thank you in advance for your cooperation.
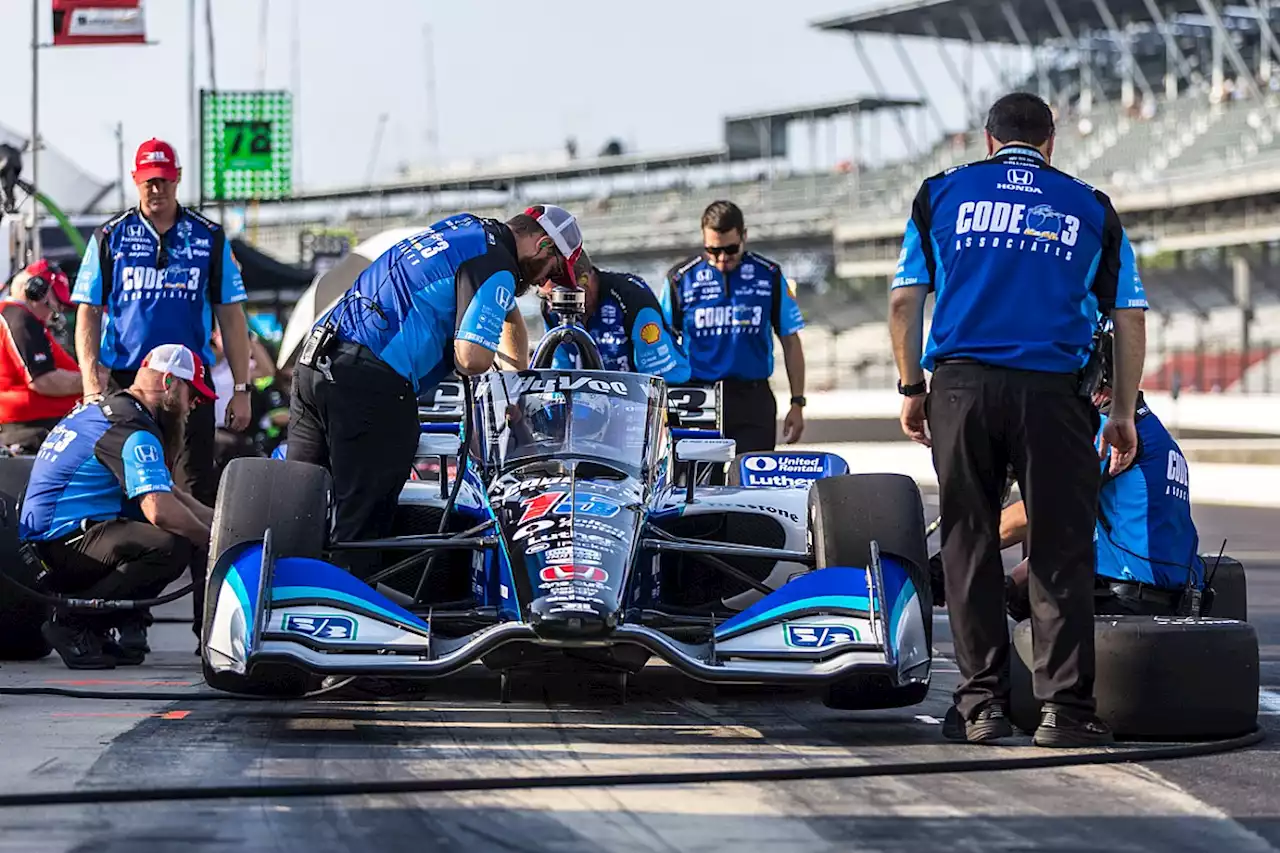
[116,613,152,656]
[100,629,146,666]
[943,701,1014,744]
[41,619,116,670]
[1033,703,1115,748]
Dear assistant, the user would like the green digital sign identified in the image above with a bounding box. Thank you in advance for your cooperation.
[201,91,293,201]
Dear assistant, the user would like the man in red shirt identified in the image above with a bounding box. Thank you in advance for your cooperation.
[0,260,82,452]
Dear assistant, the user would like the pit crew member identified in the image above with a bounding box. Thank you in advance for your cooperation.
[288,205,583,579]
[661,201,806,451]
[18,344,215,670]
[1002,385,1203,621]
[72,138,253,509]
[539,248,689,382]
[890,92,1147,748]
[0,260,82,452]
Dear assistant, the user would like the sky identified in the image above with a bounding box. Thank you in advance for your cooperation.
[0,0,1016,201]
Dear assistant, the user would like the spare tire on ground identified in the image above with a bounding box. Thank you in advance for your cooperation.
[1010,615,1258,740]
[1204,555,1247,621]
[0,456,50,661]
[202,458,331,697]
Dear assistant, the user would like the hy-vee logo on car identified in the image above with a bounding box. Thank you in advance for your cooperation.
[283,614,358,641]
[784,624,860,649]
[512,375,630,396]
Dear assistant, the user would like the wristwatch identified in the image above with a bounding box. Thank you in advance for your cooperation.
[790,395,806,408]
[897,379,927,397]
[233,383,251,394]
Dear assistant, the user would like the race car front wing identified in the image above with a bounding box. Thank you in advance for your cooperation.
[204,531,931,689]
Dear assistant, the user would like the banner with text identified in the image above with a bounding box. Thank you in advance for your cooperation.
[52,0,146,47]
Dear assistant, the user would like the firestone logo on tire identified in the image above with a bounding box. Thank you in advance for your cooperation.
[540,565,608,584]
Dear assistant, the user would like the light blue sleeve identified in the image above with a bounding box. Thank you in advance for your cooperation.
[218,239,248,304]
[777,273,805,337]
[1116,230,1148,310]
[121,431,173,499]
[891,219,932,290]
[457,269,516,352]
[72,234,104,305]
[631,306,690,383]
[657,276,676,328]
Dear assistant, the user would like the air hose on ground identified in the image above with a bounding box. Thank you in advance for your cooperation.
[0,727,1261,807]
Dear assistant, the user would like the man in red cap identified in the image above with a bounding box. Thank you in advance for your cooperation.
[0,259,83,452]
[19,343,215,668]
[72,137,252,636]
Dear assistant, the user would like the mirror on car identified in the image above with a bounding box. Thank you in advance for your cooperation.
[417,432,461,460]
[674,437,736,465]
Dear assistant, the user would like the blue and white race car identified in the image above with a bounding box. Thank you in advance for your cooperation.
[202,323,934,708]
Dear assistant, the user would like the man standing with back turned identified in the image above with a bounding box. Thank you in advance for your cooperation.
[889,93,1148,747]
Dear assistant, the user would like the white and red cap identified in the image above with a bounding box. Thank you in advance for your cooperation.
[141,344,216,402]
[133,138,181,183]
[524,204,584,288]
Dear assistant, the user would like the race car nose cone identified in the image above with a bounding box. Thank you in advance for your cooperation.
[529,595,618,640]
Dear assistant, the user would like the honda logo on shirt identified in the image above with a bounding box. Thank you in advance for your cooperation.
[1007,169,1034,186]
[133,444,159,463]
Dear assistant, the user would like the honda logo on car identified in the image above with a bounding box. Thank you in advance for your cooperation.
[540,565,608,583]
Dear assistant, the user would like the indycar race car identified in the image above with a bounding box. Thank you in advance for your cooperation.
[201,303,935,706]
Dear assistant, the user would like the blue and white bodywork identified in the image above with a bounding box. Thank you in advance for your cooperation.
[204,331,931,701]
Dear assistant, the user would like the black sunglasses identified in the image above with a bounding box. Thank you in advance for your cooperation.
[705,244,741,257]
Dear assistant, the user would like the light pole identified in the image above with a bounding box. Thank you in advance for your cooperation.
[30,0,41,260]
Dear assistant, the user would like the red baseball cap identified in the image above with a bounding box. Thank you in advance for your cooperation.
[22,259,71,305]
[141,344,217,402]
[133,139,181,183]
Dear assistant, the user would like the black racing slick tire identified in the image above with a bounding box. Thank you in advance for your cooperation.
[1204,556,1247,622]
[811,474,932,711]
[202,458,331,697]
[0,456,50,661]
[1009,616,1259,739]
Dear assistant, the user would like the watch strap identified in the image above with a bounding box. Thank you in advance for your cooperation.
[898,379,927,397]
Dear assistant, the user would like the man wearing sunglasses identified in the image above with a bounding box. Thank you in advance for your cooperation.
[661,201,807,453]
[288,204,582,580]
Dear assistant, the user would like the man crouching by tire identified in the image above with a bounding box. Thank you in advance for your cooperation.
[18,344,214,669]
[1002,379,1204,622]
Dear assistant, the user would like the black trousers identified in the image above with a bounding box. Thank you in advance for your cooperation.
[928,362,1101,718]
[0,417,62,454]
[112,368,215,632]
[721,379,778,454]
[287,342,420,579]
[36,520,192,628]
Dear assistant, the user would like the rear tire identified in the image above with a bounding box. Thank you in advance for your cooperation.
[811,474,932,711]
[0,457,50,661]
[1205,556,1247,621]
[202,458,331,697]
[1009,616,1258,739]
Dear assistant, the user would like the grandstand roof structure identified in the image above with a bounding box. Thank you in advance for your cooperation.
[812,0,1208,45]
[280,147,728,205]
